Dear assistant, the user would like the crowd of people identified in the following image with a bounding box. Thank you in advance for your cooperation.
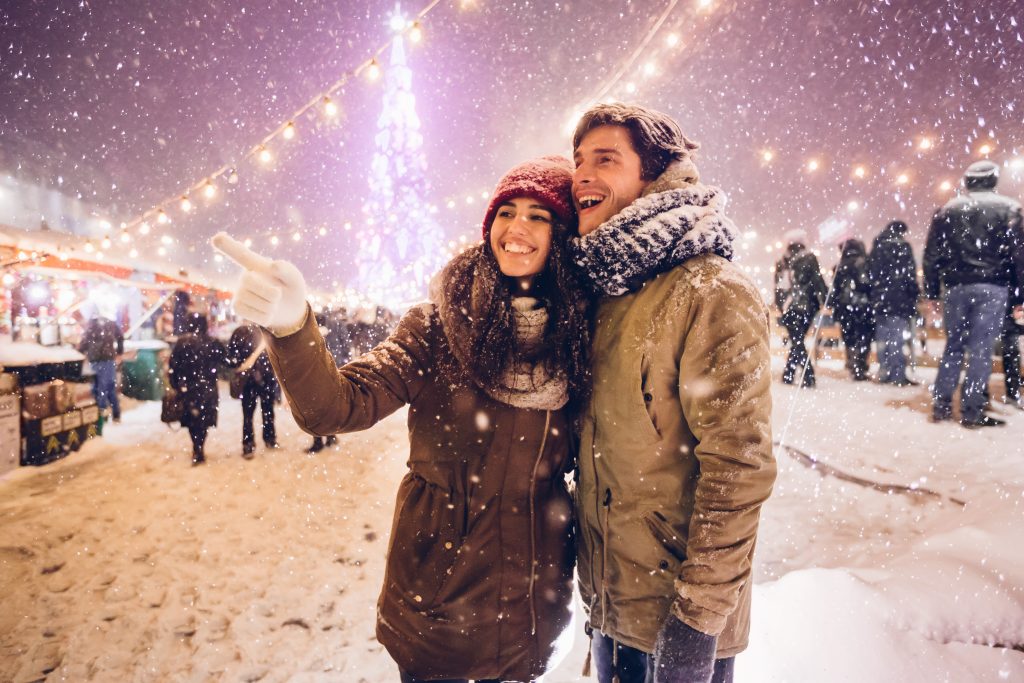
[774,159,1024,428]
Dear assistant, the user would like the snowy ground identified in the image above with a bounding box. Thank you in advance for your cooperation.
[1,353,1023,682]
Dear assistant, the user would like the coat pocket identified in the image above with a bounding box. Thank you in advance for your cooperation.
[385,473,465,611]
[642,510,687,564]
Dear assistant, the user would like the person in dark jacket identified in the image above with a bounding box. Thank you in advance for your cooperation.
[169,312,226,465]
[78,314,124,422]
[307,310,348,453]
[216,156,592,683]
[867,220,921,385]
[226,323,278,458]
[828,239,873,381]
[1001,284,1023,409]
[778,233,828,387]
[924,160,1024,427]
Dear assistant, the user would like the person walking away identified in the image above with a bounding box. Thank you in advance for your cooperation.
[78,312,124,423]
[778,232,828,387]
[867,220,921,385]
[227,322,278,458]
[1000,284,1023,409]
[213,155,591,683]
[307,310,349,453]
[828,238,873,381]
[570,103,775,683]
[169,312,226,465]
[924,160,1024,427]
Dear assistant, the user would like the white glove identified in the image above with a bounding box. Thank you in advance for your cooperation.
[211,232,309,336]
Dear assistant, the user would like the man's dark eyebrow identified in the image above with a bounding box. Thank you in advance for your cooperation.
[591,148,622,156]
[499,201,550,212]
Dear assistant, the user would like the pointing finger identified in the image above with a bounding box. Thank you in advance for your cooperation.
[211,232,272,272]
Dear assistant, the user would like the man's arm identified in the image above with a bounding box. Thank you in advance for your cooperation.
[674,272,776,636]
[923,211,948,300]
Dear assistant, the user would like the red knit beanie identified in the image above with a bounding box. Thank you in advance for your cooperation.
[481,155,576,238]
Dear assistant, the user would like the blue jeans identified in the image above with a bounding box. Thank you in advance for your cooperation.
[91,360,121,420]
[875,314,910,382]
[591,630,734,683]
[933,283,1009,421]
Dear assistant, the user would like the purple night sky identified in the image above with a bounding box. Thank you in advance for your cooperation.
[2,0,1022,293]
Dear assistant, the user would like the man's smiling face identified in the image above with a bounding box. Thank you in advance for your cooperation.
[572,125,648,236]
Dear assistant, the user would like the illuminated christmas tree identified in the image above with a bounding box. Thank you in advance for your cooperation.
[351,8,445,308]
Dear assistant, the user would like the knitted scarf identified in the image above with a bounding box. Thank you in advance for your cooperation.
[431,248,569,411]
[571,182,738,297]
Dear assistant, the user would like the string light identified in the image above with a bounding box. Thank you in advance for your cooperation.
[227,169,240,184]
[366,59,382,81]
[409,21,423,43]
[939,180,953,191]
[761,150,774,163]
[101,237,112,249]
[847,200,860,211]
[918,137,933,151]
[180,196,192,213]
[853,165,867,179]
[666,33,680,47]
[258,146,272,164]
[120,230,131,243]
[282,122,296,140]
[292,231,302,242]
[806,159,820,172]
[161,235,173,245]
[203,182,217,199]
[323,97,338,117]
[157,210,170,224]
[139,222,151,235]
[896,173,910,185]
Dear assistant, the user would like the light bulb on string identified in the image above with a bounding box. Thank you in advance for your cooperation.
[761,150,774,163]
[918,137,933,151]
[258,146,272,164]
[283,122,296,140]
[292,231,302,242]
[101,237,112,250]
[157,209,170,224]
[120,231,131,244]
[853,165,867,179]
[409,21,423,43]
[666,33,680,47]
[368,59,385,81]
[806,159,820,172]
[203,182,217,199]
[180,196,192,213]
[139,222,151,235]
[323,97,338,117]
[270,235,280,246]
[227,168,240,184]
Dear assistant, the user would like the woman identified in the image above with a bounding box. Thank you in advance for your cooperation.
[169,312,226,465]
[235,156,590,682]
[828,238,873,381]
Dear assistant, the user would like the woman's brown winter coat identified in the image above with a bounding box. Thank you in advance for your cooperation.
[265,303,575,682]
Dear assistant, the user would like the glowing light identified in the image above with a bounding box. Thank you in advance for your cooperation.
[939,180,953,191]
[366,59,382,81]
[139,222,151,235]
[203,182,217,199]
[409,21,423,43]
[180,196,192,213]
[343,222,352,231]
[318,227,327,236]
[642,61,656,77]
[282,122,296,140]
[1009,158,1024,171]
[129,248,138,258]
[625,82,637,94]
[161,235,173,245]
[243,238,253,248]
[853,165,867,179]
[698,0,714,9]
[389,12,407,32]
[292,231,302,242]
[896,173,910,185]
[227,169,240,184]
[157,246,167,257]
[761,150,774,163]
[666,33,680,47]
[101,237,112,249]
[270,235,280,246]
[323,98,338,117]
[157,210,169,224]
[84,242,95,253]
[979,143,992,155]
[446,200,456,209]
[120,231,131,243]
[847,200,860,212]
[258,146,272,164]
[918,137,933,151]
[806,159,820,172]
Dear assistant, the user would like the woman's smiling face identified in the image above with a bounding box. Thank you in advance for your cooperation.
[489,196,554,285]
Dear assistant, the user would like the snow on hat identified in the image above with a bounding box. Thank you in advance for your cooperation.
[965,160,999,180]
[481,155,575,238]
[782,228,808,245]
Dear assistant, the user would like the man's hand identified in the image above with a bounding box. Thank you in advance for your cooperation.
[652,615,717,683]
[211,232,308,336]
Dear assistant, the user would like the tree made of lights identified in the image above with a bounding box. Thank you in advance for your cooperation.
[351,11,444,309]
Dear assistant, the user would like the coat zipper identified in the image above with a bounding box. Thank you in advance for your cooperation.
[527,409,551,636]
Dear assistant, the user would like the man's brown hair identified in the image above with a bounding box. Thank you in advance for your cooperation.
[572,103,699,181]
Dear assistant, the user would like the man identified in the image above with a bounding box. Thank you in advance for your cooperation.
[924,160,1024,428]
[226,322,278,457]
[775,231,828,388]
[570,103,775,683]
[1000,292,1023,409]
[866,220,921,386]
[79,311,124,423]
